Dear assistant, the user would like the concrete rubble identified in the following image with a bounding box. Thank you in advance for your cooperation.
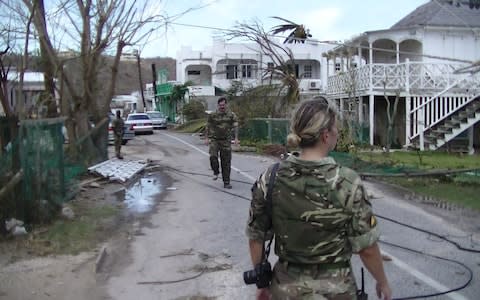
[88,158,149,182]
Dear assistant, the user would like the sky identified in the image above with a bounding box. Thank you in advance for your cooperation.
[139,0,428,58]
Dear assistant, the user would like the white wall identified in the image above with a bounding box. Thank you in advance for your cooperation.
[422,28,479,64]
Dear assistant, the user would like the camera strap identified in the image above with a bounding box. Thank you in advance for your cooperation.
[261,162,280,262]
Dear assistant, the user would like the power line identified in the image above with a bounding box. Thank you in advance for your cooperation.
[167,21,474,64]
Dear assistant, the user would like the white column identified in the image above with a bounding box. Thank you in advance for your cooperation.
[405,58,410,93]
[405,96,411,146]
[468,126,474,155]
[419,105,425,151]
[358,46,362,66]
[396,42,400,64]
[326,57,330,78]
[369,42,374,146]
[333,54,337,74]
[369,42,373,91]
[405,58,411,147]
[369,94,374,145]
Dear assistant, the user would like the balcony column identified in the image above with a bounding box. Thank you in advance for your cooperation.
[358,46,362,66]
[396,42,400,64]
[341,54,345,72]
[326,56,330,78]
[369,42,373,91]
[369,94,374,145]
[333,54,337,74]
[405,58,411,146]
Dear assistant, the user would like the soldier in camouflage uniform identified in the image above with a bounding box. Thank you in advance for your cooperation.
[246,98,392,300]
[111,110,125,159]
[205,97,239,189]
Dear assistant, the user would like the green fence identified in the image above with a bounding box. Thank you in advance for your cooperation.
[347,121,369,145]
[240,118,290,145]
[0,117,94,225]
[239,118,369,146]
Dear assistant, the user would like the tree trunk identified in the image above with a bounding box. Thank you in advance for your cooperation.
[36,0,58,118]
[72,109,102,165]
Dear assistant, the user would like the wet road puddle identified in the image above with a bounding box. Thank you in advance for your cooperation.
[123,173,165,213]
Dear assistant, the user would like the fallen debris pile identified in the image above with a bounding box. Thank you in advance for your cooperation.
[88,158,149,182]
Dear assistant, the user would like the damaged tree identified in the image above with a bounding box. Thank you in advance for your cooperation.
[225,20,301,116]
[20,0,195,165]
[382,80,401,153]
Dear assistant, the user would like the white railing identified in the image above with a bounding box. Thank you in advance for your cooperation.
[328,65,370,95]
[409,95,470,139]
[327,62,472,95]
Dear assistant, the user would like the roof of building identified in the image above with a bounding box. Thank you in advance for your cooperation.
[6,71,46,83]
[391,0,480,29]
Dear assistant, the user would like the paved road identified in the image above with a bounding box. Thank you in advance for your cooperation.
[105,131,480,300]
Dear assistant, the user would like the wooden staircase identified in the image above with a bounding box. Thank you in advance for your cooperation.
[410,96,480,151]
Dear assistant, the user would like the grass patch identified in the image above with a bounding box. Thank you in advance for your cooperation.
[357,151,480,170]
[30,204,119,255]
[175,119,206,133]
[384,177,480,210]
[353,151,480,211]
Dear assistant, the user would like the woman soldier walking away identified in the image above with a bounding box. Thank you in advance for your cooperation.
[246,97,392,300]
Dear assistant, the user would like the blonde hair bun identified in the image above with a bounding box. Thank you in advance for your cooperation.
[287,133,301,148]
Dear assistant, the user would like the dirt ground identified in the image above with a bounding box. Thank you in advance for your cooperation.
[0,172,150,300]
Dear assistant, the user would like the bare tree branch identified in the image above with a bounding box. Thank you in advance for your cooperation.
[224,20,301,113]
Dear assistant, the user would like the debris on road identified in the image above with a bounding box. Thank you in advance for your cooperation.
[61,205,75,220]
[88,159,149,182]
[5,218,27,236]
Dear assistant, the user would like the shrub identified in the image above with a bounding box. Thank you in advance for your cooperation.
[182,100,207,121]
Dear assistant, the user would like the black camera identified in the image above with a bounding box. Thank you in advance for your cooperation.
[243,260,273,288]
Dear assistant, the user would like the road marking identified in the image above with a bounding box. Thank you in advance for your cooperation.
[162,133,256,181]
[163,133,469,300]
[382,250,469,300]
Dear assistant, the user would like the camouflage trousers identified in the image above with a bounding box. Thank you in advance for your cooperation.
[209,139,232,183]
[114,134,122,157]
[269,261,357,300]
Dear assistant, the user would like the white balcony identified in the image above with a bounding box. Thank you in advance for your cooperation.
[327,62,479,96]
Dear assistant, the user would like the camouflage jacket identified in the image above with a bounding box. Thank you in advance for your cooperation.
[111,117,125,136]
[206,110,238,140]
[246,154,379,264]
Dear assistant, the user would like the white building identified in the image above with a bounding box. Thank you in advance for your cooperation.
[111,94,141,115]
[175,1,479,152]
[1,71,56,117]
[324,0,480,152]
[176,38,334,109]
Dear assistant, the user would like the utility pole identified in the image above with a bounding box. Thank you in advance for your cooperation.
[135,50,146,112]
[151,64,158,110]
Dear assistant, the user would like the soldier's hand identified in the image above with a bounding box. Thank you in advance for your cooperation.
[205,138,209,145]
[234,138,239,145]
[256,288,271,300]
[376,281,392,300]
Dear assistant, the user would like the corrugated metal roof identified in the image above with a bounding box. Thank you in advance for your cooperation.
[391,0,480,29]
[88,159,148,182]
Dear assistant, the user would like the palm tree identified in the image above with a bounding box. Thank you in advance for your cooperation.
[270,17,312,44]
